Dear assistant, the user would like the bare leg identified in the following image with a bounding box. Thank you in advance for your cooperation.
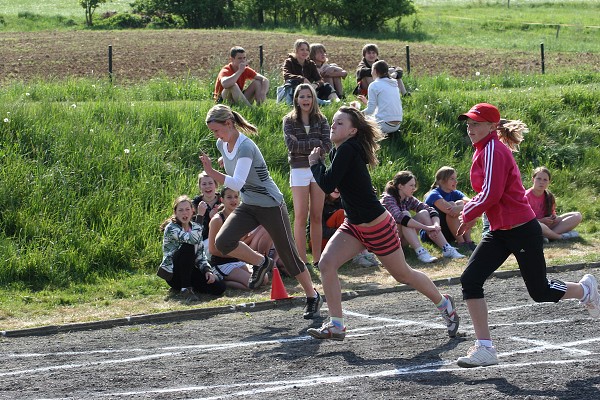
[291,185,310,263]
[308,182,325,263]
[221,85,252,106]
[550,212,582,235]
[466,298,491,339]
[318,230,365,317]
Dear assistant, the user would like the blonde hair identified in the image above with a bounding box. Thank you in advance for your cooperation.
[497,119,528,152]
[294,39,310,53]
[337,106,384,167]
[205,104,257,135]
[309,43,327,63]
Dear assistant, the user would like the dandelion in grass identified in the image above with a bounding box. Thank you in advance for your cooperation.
[475,71,481,76]
[71,104,77,108]
[26,93,30,96]
[3,118,9,123]
[124,149,130,154]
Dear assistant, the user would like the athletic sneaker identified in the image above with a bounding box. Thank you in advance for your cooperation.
[363,252,381,266]
[579,274,600,318]
[457,344,498,368]
[442,246,465,259]
[416,248,438,263]
[561,230,580,240]
[543,237,550,244]
[307,321,346,341]
[303,290,323,319]
[249,256,274,289]
[181,287,200,304]
[440,294,460,337]
[352,254,373,267]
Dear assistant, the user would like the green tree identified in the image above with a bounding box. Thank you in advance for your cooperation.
[330,0,416,31]
[79,0,108,26]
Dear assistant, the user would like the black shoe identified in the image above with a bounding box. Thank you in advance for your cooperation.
[303,290,323,319]
[249,256,274,289]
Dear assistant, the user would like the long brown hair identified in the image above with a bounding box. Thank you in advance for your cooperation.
[160,195,193,231]
[532,166,555,217]
[385,171,416,203]
[286,83,324,124]
[337,106,383,167]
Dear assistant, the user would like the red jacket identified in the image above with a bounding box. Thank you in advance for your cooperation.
[462,133,535,231]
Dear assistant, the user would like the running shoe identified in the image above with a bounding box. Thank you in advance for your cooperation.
[307,321,346,341]
[303,290,323,319]
[363,252,381,266]
[249,256,274,289]
[417,248,438,263]
[440,294,460,337]
[457,344,498,368]
[561,230,580,240]
[352,254,374,267]
[579,274,600,318]
[181,287,200,304]
[442,246,466,259]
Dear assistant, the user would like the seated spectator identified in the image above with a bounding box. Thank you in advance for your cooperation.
[381,171,465,263]
[213,46,269,106]
[352,60,403,135]
[208,187,269,290]
[280,39,339,105]
[309,43,347,99]
[526,166,582,241]
[354,43,407,97]
[157,195,226,301]
[423,166,476,252]
[192,171,222,257]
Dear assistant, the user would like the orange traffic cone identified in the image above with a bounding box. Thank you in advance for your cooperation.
[270,267,292,300]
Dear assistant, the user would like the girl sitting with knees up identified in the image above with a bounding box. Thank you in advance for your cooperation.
[381,170,465,263]
[208,187,269,290]
[423,166,476,252]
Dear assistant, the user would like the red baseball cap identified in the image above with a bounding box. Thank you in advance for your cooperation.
[458,103,500,123]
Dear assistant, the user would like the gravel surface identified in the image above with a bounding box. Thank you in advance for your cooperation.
[2,267,599,399]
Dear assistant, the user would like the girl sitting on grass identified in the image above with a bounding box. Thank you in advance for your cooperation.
[423,166,476,252]
[525,166,582,241]
[157,195,226,302]
[381,170,466,264]
[208,187,269,290]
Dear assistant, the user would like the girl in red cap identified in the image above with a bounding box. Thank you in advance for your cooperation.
[455,103,599,368]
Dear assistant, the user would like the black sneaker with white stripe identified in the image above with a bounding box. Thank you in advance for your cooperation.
[249,256,274,289]
[303,290,323,319]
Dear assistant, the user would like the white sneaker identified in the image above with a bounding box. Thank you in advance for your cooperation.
[561,230,579,239]
[416,248,438,263]
[442,246,465,259]
[579,274,600,318]
[457,344,498,368]
[363,252,380,266]
[352,254,374,267]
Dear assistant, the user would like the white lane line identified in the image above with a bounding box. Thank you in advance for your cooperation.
[501,336,600,357]
[37,358,597,400]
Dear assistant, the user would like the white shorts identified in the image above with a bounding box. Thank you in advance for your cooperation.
[213,261,247,280]
[290,167,316,187]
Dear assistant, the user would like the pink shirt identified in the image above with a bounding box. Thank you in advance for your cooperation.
[525,188,555,219]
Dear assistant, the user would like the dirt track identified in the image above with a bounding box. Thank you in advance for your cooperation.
[2,266,599,399]
[1,30,599,82]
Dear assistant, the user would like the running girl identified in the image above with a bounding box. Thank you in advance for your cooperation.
[306,106,460,340]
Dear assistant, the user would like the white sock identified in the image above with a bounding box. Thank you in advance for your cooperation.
[580,282,590,302]
[476,339,493,348]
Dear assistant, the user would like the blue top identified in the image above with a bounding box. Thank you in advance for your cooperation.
[424,187,466,213]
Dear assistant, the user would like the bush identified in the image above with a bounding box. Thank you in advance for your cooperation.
[102,12,147,29]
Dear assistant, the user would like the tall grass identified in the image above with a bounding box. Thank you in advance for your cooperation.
[1,70,599,290]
